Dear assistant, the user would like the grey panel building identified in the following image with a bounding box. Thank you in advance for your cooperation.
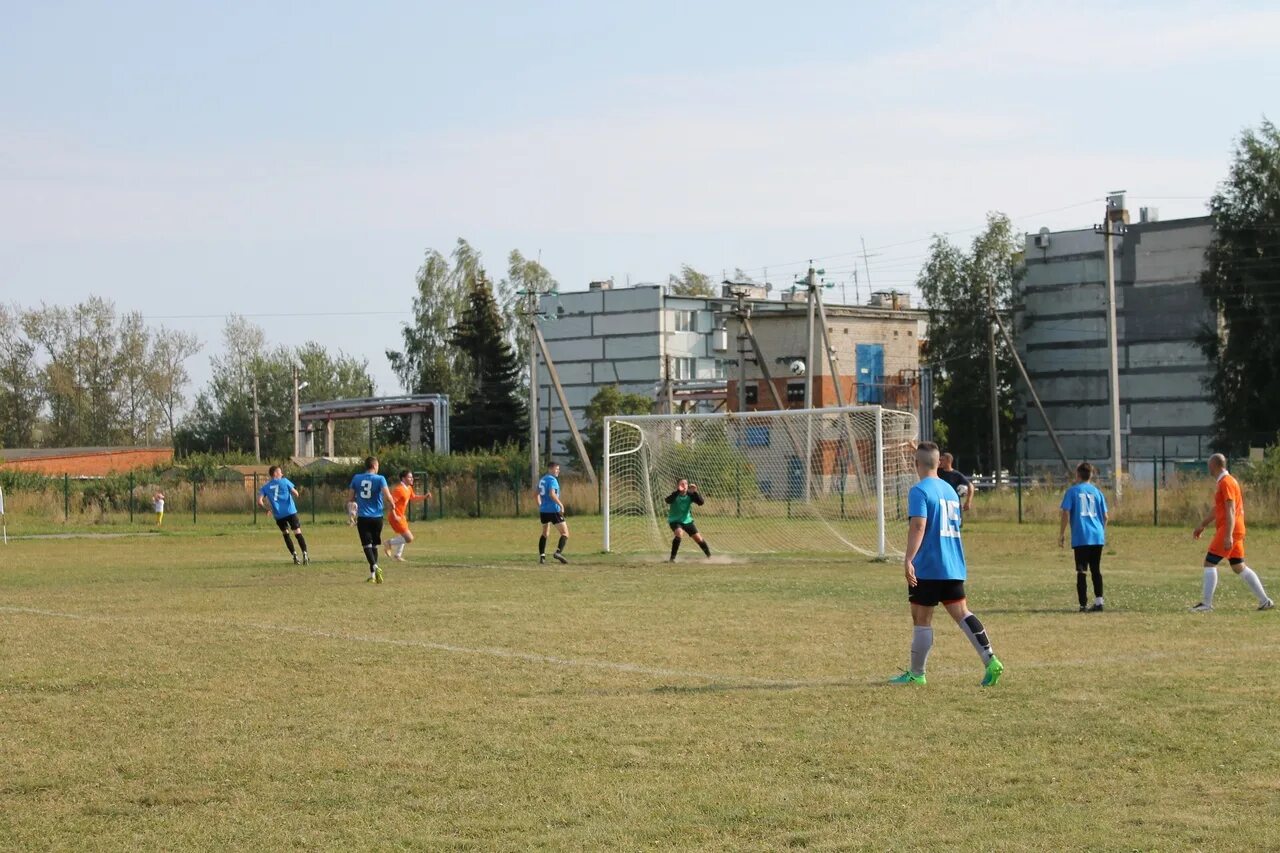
[535,282,730,457]
[1016,214,1216,474]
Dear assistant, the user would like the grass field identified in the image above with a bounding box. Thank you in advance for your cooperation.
[2,517,1278,851]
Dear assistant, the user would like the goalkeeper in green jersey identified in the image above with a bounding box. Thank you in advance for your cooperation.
[665,478,712,562]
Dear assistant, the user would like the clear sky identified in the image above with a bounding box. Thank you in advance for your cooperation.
[3,1,1278,397]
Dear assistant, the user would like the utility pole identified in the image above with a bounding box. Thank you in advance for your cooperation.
[1096,192,1127,500]
[291,364,300,460]
[987,278,1002,486]
[729,289,750,413]
[251,377,261,462]
[519,286,551,488]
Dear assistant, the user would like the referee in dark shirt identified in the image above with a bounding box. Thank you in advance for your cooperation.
[938,453,973,512]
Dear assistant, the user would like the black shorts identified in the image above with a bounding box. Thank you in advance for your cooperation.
[275,513,301,532]
[908,579,967,607]
[1204,552,1245,566]
[668,521,699,536]
[540,511,566,525]
[356,516,383,548]
[1072,544,1103,571]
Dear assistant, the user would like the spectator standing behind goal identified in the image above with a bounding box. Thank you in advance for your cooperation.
[1058,462,1107,612]
[665,478,712,562]
[889,441,1004,687]
[938,453,973,512]
[1190,454,1274,612]
[153,491,165,527]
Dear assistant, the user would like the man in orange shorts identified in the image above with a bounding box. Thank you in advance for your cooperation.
[384,470,430,562]
[1191,453,1273,612]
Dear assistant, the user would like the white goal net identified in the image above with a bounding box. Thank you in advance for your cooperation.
[604,406,919,557]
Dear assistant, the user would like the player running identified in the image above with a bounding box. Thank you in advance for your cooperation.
[1191,454,1274,612]
[349,456,394,584]
[665,478,712,562]
[890,441,1004,687]
[1059,462,1107,612]
[384,470,430,562]
[537,461,569,564]
[258,465,309,565]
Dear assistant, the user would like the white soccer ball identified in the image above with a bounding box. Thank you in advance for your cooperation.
[789,360,806,376]
[956,484,970,499]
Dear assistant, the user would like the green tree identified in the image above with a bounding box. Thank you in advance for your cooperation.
[668,264,715,297]
[573,385,654,471]
[449,270,529,451]
[1200,120,1280,452]
[0,305,43,447]
[916,213,1020,475]
[499,249,557,379]
[387,239,478,407]
[177,316,374,458]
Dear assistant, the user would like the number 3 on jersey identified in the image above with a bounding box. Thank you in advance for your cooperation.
[940,499,962,538]
[359,480,373,500]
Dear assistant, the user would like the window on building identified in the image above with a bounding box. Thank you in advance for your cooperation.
[711,359,726,379]
[787,382,805,404]
[670,356,695,380]
[745,384,758,405]
[673,309,697,332]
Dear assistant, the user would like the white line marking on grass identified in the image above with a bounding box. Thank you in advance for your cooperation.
[3,604,1274,689]
[0,605,772,685]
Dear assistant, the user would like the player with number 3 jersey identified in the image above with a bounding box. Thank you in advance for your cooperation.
[348,456,394,583]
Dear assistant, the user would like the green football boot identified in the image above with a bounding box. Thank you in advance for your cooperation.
[981,656,1004,687]
[888,670,926,685]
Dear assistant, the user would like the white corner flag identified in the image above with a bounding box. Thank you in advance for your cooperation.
[0,485,6,544]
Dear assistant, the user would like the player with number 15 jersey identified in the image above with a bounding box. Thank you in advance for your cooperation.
[907,475,966,582]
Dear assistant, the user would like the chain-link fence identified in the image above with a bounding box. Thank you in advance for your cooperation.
[0,468,601,529]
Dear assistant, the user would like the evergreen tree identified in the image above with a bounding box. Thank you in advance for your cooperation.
[450,270,529,451]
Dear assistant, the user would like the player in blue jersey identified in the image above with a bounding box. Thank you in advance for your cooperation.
[1059,462,1109,612]
[537,461,569,564]
[257,465,309,565]
[890,441,1004,687]
[348,456,394,583]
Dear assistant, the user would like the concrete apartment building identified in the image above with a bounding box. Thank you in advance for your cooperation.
[1016,211,1216,473]
[535,282,730,455]
[536,281,927,455]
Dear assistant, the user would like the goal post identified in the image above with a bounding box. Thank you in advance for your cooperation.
[603,405,918,557]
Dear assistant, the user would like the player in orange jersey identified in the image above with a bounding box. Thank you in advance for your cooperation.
[384,470,431,562]
[1191,454,1273,612]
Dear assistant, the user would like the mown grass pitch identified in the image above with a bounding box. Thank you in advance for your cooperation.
[2,518,1277,851]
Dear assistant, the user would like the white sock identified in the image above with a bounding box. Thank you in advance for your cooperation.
[395,542,406,558]
[1095,596,1104,606]
[1238,567,1269,604]
[387,535,404,548]
[910,626,933,677]
[1202,567,1218,606]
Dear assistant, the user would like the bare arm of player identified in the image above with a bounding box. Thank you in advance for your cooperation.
[1058,509,1069,548]
[1193,508,1215,539]
[257,494,268,509]
[551,489,564,512]
[903,516,926,587]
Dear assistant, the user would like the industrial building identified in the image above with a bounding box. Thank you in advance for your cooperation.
[1016,209,1216,474]
[536,280,927,456]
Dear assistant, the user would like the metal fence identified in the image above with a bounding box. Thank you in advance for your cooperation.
[0,469,602,528]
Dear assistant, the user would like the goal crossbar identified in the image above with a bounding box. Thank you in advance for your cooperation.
[603,405,918,557]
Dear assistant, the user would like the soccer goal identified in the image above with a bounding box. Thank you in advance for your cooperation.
[603,406,919,557]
